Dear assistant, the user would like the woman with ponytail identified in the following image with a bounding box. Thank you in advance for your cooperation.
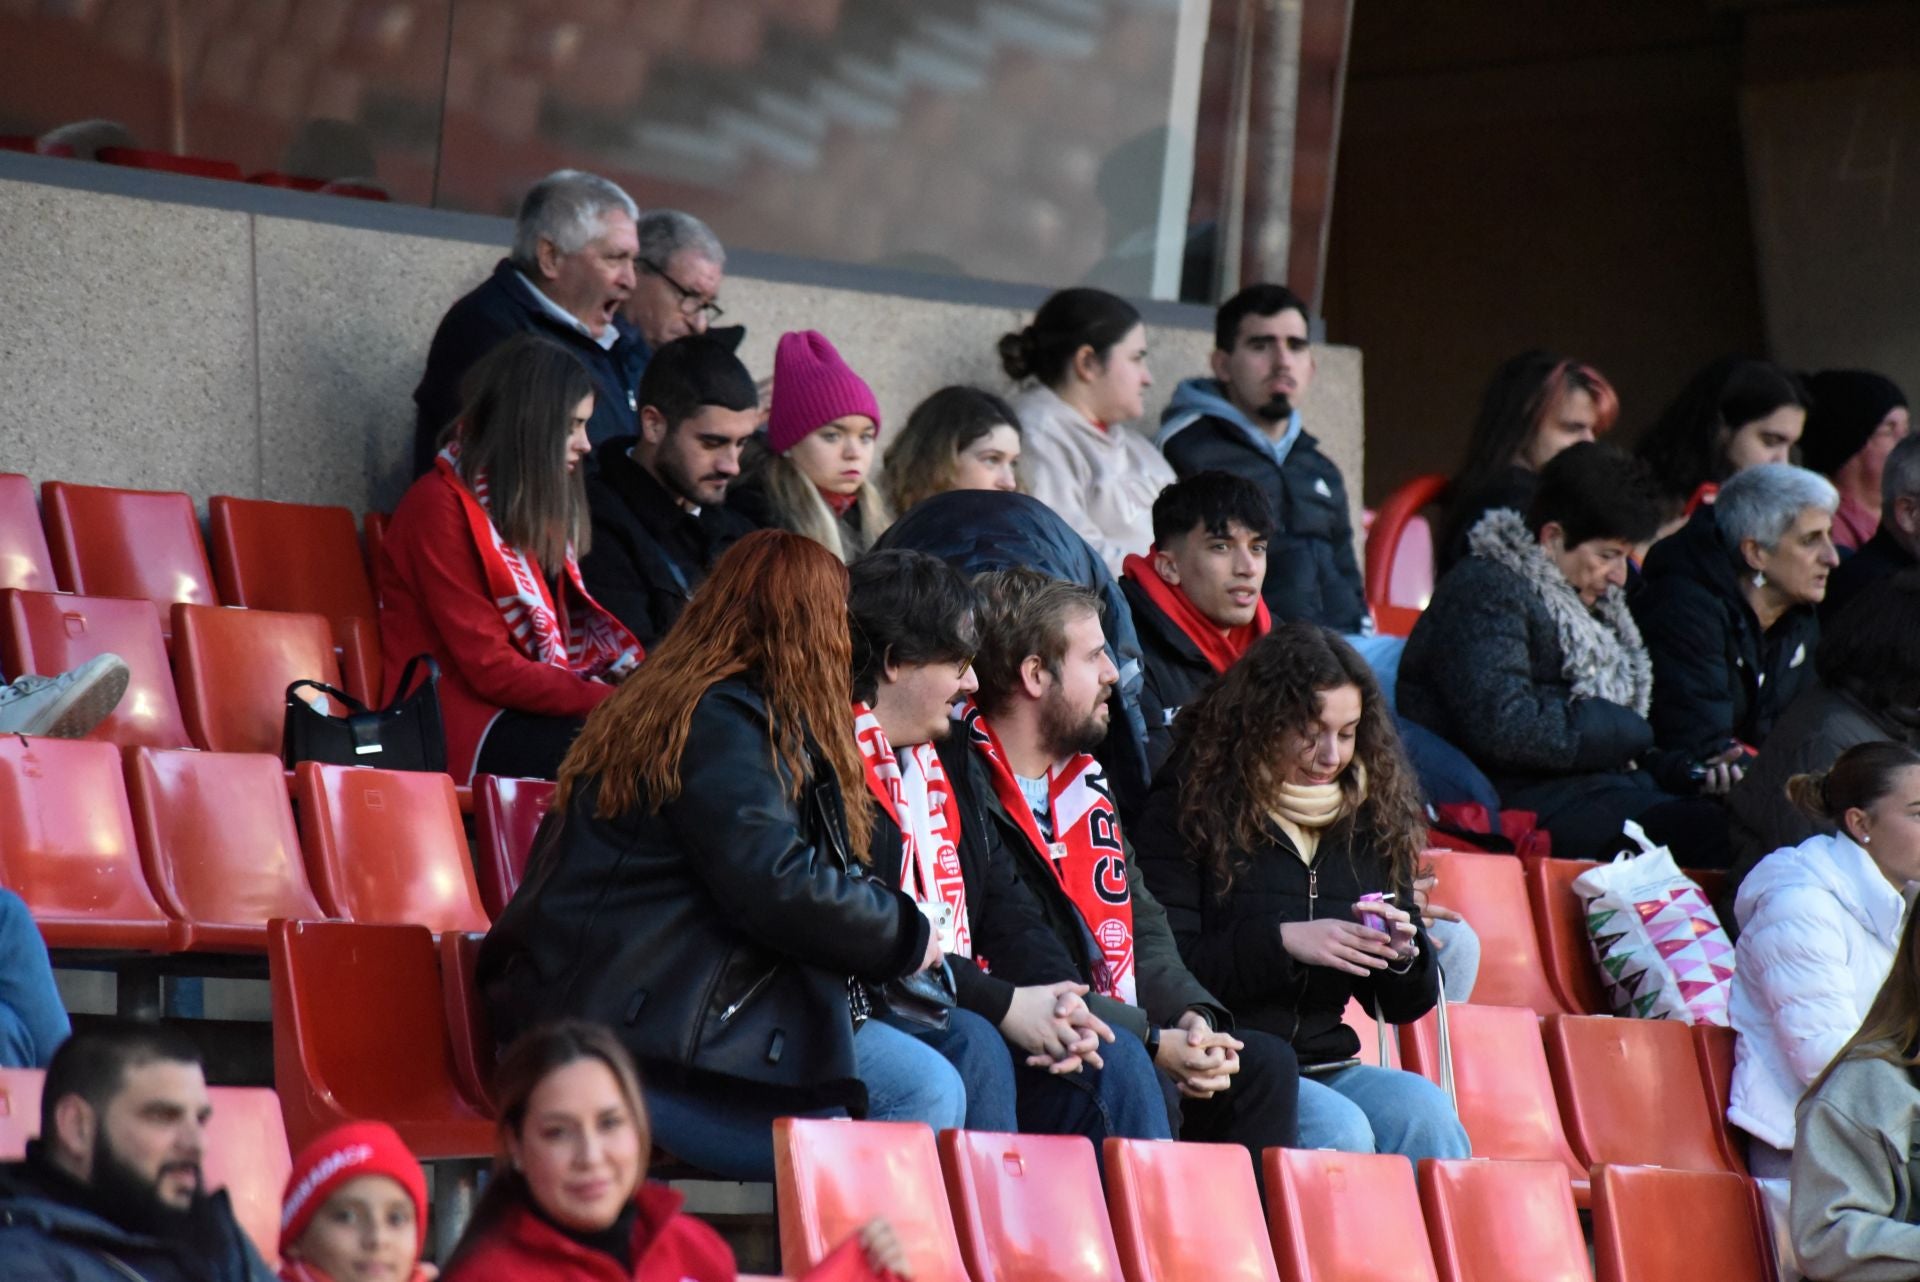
[1729,740,1920,1176]
[1000,288,1173,575]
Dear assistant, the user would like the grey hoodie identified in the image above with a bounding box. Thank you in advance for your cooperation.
[1792,1048,1920,1280]
[1155,377,1303,466]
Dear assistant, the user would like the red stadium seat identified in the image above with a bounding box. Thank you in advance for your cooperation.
[1,589,191,749]
[41,482,217,636]
[1263,1147,1439,1282]
[1544,1014,1740,1174]
[96,146,243,182]
[125,747,325,952]
[773,1118,970,1282]
[293,762,489,933]
[173,604,339,756]
[939,1130,1124,1282]
[0,735,179,951]
[203,1085,295,1268]
[1365,473,1448,636]
[1522,857,1608,1015]
[363,511,390,583]
[1419,1158,1591,1282]
[472,775,556,918]
[1591,1165,1773,1282]
[1401,1004,1589,1205]
[1424,851,1568,1015]
[0,474,56,590]
[439,930,496,1114]
[1693,1022,1747,1171]
[1105,1137,1281,1282]
[1341,997,1401,1069]
[0,1068,43,1159]
[269,918,494,1156]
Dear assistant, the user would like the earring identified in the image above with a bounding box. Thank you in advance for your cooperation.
[1863,834,1872,845]
[1752,570,1766,589]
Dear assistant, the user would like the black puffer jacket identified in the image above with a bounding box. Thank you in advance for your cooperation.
[479,677,930,1115]
[1132,755,1437,1066]
[1633,508,1820,758]
[1115,572,1219,798]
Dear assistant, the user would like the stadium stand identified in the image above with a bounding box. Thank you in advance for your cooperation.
[1265,1147,1440,1282]
[939,1129,1126,1282]
[1,588,191,749]
[172,603,340,756]
[1544,1013,1744,1176]
[774,1118,971,1282]
[1419,1157,1591,1282]
[1105,1137,1282,1282]
[41,481,218,639]
[1590,1164,1775,1282]
[472,774,556,919]
[0,473,55,591]
[1423,850,1569,1016]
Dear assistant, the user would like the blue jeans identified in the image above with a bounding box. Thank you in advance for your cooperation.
[1397,718,1503,815]
[1296,1063,1469,1169]
[644,1018,965,1181]
[1342,632,1405,710]
[1427,917,1481,1003]
[0,890,67,1068]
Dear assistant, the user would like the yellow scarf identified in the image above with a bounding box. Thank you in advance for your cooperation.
[1268,765,1365,864]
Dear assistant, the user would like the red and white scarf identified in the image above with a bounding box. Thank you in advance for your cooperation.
[854,703,972,958]
[1121,552,1270,674]
[435,444,642,678]
[958,700,1136,1003]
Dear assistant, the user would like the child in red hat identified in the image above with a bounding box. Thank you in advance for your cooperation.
[279,1120,432,1282]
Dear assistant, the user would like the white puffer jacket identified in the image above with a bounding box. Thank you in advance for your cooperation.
[1729,832,1905,1150]
[1013,384,1175,577]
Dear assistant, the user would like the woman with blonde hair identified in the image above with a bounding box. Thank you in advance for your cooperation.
[881,386,1024,513]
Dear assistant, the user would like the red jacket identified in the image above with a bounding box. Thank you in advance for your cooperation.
[376,469,615,783]
[441,1184,735,1282]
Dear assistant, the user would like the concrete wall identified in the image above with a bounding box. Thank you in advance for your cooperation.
[0,159,1364,537]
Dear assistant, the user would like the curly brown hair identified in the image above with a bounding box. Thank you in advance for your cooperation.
[1173,622,1426,893]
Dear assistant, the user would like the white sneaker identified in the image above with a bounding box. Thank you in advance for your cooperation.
[0,653,131,738]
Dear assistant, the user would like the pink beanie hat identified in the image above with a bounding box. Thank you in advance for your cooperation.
[767,330,881,455]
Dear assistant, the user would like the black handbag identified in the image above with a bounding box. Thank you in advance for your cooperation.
[283,654,447,773]
[873,958,958,1033]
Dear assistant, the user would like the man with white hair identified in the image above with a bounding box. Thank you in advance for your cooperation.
[412,169,641,474]
[622,208,729,384]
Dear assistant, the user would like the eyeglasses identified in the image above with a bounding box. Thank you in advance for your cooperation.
[641,258,724,323]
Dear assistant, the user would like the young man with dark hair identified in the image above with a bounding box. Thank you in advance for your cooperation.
[847,550,1169,1143]
[0,1020,273,1280]
[939,566,1300,1168]
[580,333,761,647]
[1156,283,1367,636]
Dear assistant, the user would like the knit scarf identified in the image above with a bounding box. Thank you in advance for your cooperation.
[1268,778,1354,865]
[434,444,642,678]
[1121,552,1270,673]
[1467,509,1653,715]
[819,487,860,517]
[853,703,972,957]
[958,700,1136,1003]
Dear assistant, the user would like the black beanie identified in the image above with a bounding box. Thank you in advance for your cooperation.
[1802,369,1908,477]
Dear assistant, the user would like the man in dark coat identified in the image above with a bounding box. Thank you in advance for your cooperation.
[0,1021,274,1282]
[579,335,759,648]
[412,170,642,475]
[1155,283,1367,635]
[1823,433,1920,621]
[621,209,728,387]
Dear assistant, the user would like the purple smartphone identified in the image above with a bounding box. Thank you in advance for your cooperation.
[1355,892,1388,935]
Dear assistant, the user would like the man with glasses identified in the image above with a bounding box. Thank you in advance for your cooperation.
[622,210,730,385]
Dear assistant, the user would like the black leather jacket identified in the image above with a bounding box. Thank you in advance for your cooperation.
[479,677,931,1115]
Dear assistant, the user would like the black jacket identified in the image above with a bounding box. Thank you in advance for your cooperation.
[579,436,755,649]
[1436,465,1535,579]
[1633,508,1820,758]
[1159,415,1367,632]
[1115,573,1220,801]
[1132,758,1438,1066]
[1823,525,1916,623]
[934,732,1228,1043]
[412,259,639,475]
[478,678,931,1115]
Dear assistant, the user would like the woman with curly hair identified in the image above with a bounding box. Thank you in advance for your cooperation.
[1134,621,1469,1165]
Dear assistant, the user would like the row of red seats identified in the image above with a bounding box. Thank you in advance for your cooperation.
[0,737,553,953]
[0,136,389,199]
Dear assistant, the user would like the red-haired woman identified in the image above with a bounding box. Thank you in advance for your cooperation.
[377,334,642,783]
[479,531,962,1180]
[1436,351,1620,576]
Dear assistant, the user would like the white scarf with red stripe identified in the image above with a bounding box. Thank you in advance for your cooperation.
[435,444,641,678]
[959,700,1136,1003]
[853,704,972,957]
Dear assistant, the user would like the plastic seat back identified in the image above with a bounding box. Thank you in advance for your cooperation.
[1341,997,1401,1069]
[0,1068,44,1159]
[0,735,177,950]
[439,930,497,1114]
[1523,857,1608,1015]
[940,1130,1124,1282]
[1365,473,1449,635]
[0,474,55,590]
[473,775,557,918]
[1424,851,1567,1015]
[268,919,493,1157]
[1400,1004,1589,1203]
[126,748,324,951]
[1105,1137,1281,1282]
[1419,1158,1591,1282]
[293,762,489,933]
[1693,1022,1747,1170]
[172,604,340,755]
[1,589,191,749]
[41,482,216,625]
[773,1118,969,1282]
[1544,1013,1738,1173]
[208,497,377,627]
[1264,1147,1438,1282]
[1592,1165,1772,1282]
[204,1085,293,1267]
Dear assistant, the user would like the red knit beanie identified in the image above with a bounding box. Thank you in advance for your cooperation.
[280,1121,429,1257]
[767,330,881,455]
